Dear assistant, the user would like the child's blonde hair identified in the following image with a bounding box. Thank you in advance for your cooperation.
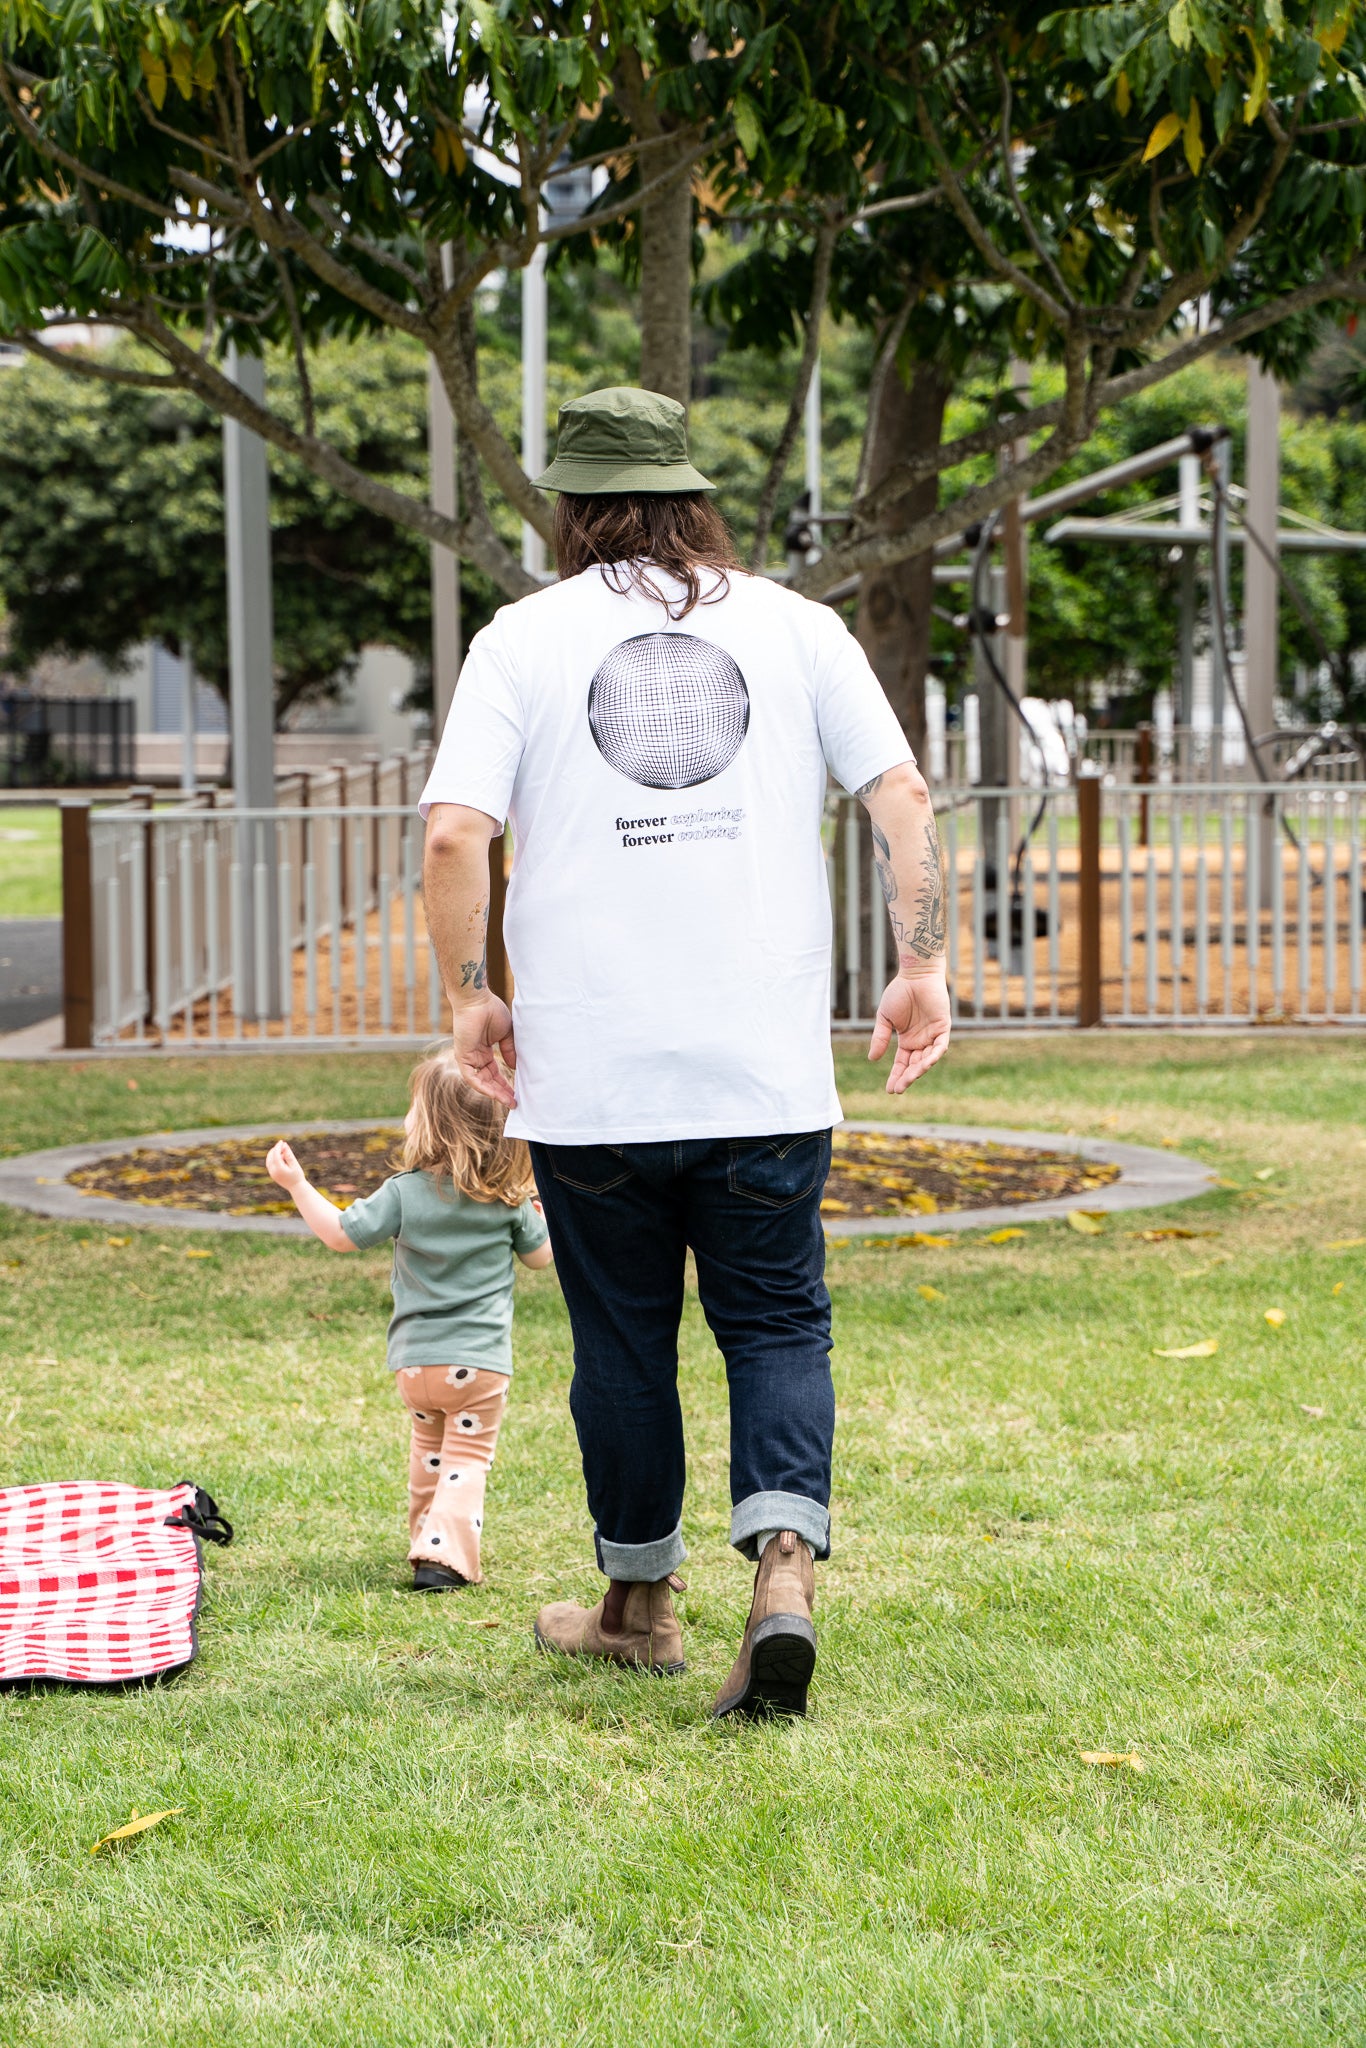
[401,1053,535,1206]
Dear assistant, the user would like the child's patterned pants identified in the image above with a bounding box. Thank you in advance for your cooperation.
[395,1364,509,1583]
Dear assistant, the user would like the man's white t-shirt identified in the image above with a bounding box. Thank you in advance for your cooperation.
[419,565,912,1145]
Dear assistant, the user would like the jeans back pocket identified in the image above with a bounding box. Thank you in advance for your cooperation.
[545,1144,635,1194]
[726,1131,830,1209]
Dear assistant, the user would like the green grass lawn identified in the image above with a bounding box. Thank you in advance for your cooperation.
[0,805,61,918]
[2,1036,1365,2045]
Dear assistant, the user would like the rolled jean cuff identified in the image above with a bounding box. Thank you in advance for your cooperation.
[730,1491,830,1564]
[594,1520,687,1582]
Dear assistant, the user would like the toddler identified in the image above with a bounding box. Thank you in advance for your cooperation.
[266,1053,552,1590]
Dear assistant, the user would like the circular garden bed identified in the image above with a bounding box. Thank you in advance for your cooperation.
[0,1119,1214,1237]
[61,1124,1118,1223]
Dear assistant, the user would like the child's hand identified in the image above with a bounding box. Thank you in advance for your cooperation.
[266,1140,305,1192]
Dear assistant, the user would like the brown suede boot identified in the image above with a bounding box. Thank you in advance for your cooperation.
[534,1574,686,1675]
[711,1532,816,1720]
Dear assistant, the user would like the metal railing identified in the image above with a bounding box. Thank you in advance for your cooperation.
[929,724,1363,789]
[829,782,1366,1029]
[61,773,1366,1048]
[87,802,445,1045]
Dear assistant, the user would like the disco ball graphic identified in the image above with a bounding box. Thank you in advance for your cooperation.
[587,632,750,790]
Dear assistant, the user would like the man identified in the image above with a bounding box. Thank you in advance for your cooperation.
[421,386,949,1719]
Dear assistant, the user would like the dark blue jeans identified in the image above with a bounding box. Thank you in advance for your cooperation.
[529,1132,835,1580]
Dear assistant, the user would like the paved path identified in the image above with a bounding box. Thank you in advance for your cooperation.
[0,1119,1217,1237]
[0,920,61,1034]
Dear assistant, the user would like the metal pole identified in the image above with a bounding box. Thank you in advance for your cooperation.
[428,254,461,741]
[522,243,548,580]
[1002,358,1030,710]
[223,343,280,1017]
[1177,452,1199,727]
[1246,358,1280,908]
[804,354,822,520]
[1210,437,1232,740]
[180,650,197,796]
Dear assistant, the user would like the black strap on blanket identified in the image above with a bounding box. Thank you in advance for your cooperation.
[164,1483,234,1546]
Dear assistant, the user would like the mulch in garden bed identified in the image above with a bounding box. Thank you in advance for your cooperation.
[67,1127,1119,1221]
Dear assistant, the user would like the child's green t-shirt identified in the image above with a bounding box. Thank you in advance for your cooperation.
[340,1170,547,1375]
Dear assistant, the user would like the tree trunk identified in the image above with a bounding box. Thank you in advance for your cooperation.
[854,361,951,761]
[637,139,694,408]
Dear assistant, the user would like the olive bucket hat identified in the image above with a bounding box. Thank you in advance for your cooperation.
[532,386,716,495]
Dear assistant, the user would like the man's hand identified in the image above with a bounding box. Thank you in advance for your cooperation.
[450,992,518,1108]
[867,968,951,1093]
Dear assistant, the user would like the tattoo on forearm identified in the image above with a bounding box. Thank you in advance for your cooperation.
[871,821,896,908]
[907,819,946,959]
[855,773,884,802]
[458,957,487,990]
[871,816,945,962]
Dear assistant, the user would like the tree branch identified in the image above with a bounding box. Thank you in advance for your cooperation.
[271,250,315,437]
[14,331,180,387]
[118,306,536,599]
[991,49,1076,313]
[537,134,713,245]
[748,216,837,571]
[911,53,1070,330]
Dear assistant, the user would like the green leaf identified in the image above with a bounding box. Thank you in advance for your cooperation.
[733,92,762,160]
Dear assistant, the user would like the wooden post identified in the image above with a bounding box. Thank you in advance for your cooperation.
[61,801,94,1050]
[486,832,509,1002]
[1136,721,1153,848]
[1077,767,1102,1028]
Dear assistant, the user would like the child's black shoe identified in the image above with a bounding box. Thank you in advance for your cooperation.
[412,1562,469,1592]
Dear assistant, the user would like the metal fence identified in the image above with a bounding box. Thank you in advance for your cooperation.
[933,722,1363,789]
[2,696,135,787]
[61,747,440,1049]
[829,781,1366,1029]
[61,774,1366,1048]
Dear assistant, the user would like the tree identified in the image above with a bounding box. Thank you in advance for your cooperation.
[698,0,1366,740]
[0,0,1362,694]
[0,335,439,721]
[0,0,784,601]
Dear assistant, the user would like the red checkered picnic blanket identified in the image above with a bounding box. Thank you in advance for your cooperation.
[0,1481,232,1686]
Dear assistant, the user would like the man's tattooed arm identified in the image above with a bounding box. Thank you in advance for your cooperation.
[858,766,946,969]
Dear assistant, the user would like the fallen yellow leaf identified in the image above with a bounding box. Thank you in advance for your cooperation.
[1080,1750,1144,1772]
[91,1807,184,1854]
[984,1228,1026,1244]
[819,1198,851,1214]
[917,1284,945,1303]
[106,1236,130,1248]
[1152,1338,1219,1358]
[1332,1281,1345,1297]
[463,1618,500,1629]
[183,1249,213,1259]
[1161,1137,1181,1149]
[1254,1167,1276,1182]
[1132,1227,1208,1241]
[1300,1403,1326,1419]
[1263,1307,1286,1328]
[1325,1237,1366,1252]
[906,1233,954,1248]
[1067,1210,1106,1235]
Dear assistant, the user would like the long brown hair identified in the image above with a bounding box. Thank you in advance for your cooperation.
[400,1052,535,1206]
[553,492,742,621]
